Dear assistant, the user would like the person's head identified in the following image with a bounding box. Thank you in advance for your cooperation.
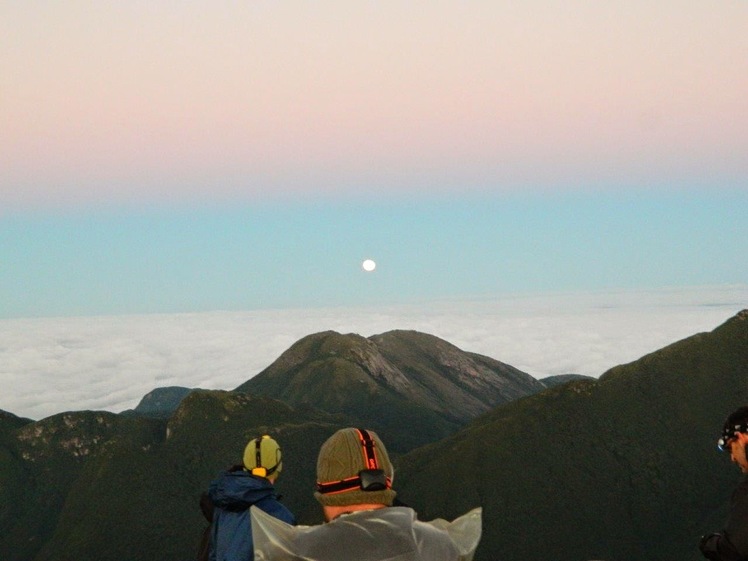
[314,427,396,521]
[718,407,748,473]
[243,435,283,482]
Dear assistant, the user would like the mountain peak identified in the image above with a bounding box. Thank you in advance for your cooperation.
[130,386,194,418]
[236,329,544,450]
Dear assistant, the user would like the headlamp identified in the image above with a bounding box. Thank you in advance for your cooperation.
[718,421,748,452]
[316,428,392,495]
[316,468,391,494]
[358,469,388,491]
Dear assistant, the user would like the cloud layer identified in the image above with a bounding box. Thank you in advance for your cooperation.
[1,285,745,420]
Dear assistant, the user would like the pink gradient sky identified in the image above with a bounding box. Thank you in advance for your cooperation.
[2,2,746,209]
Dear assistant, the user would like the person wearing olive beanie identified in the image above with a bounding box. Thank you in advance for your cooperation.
[251,427,482,561]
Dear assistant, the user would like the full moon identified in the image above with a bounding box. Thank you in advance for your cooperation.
[362,259,376,272]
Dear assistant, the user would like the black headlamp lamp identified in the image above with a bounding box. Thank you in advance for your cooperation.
[358,468,388,491]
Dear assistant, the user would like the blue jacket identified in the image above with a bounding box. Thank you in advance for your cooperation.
[208,470,295,561]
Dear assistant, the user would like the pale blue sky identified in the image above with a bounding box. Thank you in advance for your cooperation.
[2,189,746,319]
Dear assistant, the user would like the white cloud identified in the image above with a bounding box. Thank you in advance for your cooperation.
[1,285,745,420]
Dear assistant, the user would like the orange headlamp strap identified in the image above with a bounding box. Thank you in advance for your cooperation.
[358,428,379,470]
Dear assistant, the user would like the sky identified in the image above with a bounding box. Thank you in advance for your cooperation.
[1,2,746,419]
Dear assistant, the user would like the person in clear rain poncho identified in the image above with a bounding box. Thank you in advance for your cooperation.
[251,427,481,561]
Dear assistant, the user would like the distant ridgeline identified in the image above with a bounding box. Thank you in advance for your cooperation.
[122,386,196,418]
[1,312,747,561]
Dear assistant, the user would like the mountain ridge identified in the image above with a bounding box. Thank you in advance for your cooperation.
[395,309,748,561]
[235,329,545,451]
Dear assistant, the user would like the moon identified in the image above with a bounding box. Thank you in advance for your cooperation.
[362,259,376,272]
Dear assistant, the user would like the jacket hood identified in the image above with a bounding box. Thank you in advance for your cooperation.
[208,470,276,510]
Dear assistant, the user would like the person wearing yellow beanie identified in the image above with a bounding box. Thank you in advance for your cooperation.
[201,435,295,561]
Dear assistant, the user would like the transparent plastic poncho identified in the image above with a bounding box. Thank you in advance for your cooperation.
[251,505,482,561]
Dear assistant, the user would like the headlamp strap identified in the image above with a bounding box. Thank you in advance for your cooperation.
[358,428,379,470]
[251,435,279,476]
[255,436,263,470]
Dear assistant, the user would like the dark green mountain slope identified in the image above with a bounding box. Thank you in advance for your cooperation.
[395,309,748,561]
[0,410,34,554]
[0,410,33,434]
[1,391,344,561]
[540,373,593,388]
[370,330,543,418]
[236,330,544,451]
[0,411,165,561]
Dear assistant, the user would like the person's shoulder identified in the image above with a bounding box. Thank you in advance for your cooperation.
[211,465,246,481]
[730,477,748,506]
[257,493,296,524]
[413,508,483,560]
[275,500,296,525]
[412,518,455,539]
[734,476,748,494]
[377,506,418,520]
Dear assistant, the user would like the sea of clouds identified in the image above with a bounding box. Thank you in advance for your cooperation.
[1,285,746,421]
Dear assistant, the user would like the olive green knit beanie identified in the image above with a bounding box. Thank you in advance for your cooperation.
[314,427,397,507]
